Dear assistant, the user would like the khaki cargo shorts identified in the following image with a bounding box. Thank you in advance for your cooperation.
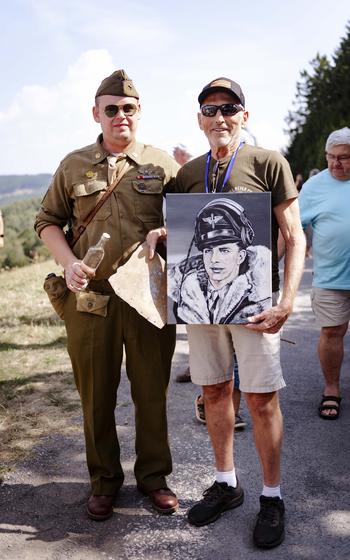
[186,293,285,393]
[311,287,350,327]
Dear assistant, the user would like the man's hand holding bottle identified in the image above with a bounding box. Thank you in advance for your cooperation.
[66,232,110,292]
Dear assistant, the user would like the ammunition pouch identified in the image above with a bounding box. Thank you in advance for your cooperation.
[43,273,69,319]
[75,290,110,317]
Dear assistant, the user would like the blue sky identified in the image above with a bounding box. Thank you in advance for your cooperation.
[0,0,349,174]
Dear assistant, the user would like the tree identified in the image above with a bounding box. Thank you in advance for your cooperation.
[285,22,350,177]
[0,198,49,269]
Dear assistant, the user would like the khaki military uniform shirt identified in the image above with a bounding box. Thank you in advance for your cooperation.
[174,144,298,291]
[35,135,179,279]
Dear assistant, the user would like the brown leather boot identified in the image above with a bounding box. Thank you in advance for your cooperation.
[139,487,179,514]
[86,494,116,521]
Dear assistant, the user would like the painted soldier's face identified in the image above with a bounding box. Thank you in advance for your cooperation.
[203,242,246,289]
[93,95,140,152]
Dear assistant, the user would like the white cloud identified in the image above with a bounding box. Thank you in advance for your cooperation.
[0,49,115,174]
[0,1,348,174]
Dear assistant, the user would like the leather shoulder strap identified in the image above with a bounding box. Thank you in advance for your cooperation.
[68,160,130,248]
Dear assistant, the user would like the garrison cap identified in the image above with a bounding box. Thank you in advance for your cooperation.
[95,69,139,99]
[194,198,254,251]
[198,77,245,107]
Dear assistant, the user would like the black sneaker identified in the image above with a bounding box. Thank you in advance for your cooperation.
[253,496,285,549]
[188,480,244,527]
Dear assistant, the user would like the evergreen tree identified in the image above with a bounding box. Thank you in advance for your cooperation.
[330,22,350,130]
[285,22,350,177]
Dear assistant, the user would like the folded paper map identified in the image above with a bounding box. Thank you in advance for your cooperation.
[108,242,167,328]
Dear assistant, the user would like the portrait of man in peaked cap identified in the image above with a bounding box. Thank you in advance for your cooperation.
[167,193,272,324]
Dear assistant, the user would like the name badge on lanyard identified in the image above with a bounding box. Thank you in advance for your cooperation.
[204,141,244,193]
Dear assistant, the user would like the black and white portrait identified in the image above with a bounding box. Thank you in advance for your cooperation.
[167,193,272,324]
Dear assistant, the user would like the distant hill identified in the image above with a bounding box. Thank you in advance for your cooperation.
[0,174,52,207]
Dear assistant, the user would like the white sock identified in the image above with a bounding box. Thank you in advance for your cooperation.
[262,484,282,499]
[216,469,237,488]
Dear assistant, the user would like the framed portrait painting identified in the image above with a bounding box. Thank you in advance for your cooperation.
[166,192,272,325]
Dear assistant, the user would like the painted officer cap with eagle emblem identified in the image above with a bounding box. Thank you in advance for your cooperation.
[194,198,254,251]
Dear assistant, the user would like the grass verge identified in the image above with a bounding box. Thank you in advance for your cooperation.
[0,260,81,481]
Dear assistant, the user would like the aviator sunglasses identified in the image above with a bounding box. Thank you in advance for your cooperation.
[103,103,138,118]
[201,103,244,118]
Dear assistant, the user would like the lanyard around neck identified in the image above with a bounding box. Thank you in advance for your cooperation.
[204,141,244,193]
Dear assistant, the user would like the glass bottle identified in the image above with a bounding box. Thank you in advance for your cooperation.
[82,232,110,287]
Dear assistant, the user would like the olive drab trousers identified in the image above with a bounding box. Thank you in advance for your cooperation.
[63,282,176,496]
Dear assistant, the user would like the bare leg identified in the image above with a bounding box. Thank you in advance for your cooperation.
[245,392,282,487]
[233,389,241,413]
[198,387,241,413]
[318,322,348,416]
[203,380,235,471]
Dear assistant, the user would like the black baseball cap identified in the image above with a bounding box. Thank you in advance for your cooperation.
[198,77,245,107]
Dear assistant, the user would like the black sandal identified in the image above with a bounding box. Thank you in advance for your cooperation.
[318,395,341,420]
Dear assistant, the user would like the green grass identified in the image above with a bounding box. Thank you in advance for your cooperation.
[0,260,81,471]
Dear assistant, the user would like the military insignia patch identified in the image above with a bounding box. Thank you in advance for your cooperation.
[203,214,223,228]
[137,166,162,180]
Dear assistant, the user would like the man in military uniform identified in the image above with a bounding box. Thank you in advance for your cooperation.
[35,70,179,520]
[148,77,305,548]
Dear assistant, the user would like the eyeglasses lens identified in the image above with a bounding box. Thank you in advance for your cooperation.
[201,104,242,117]
[104,104,137,118]
[326,153,350,163]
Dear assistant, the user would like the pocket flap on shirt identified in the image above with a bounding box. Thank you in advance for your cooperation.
[132,180,163,194]
[73,180,108,197]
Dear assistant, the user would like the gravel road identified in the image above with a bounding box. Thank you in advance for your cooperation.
[1,257,349,559]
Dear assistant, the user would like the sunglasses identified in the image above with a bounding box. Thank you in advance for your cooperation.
[103,103,138,118]
[201,103,244,118]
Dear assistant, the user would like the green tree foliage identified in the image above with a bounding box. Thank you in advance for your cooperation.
[0,198,49,269]
[285,22,350,177]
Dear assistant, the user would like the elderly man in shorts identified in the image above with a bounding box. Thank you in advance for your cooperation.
[148,76,305,548]
[299,127,350,420]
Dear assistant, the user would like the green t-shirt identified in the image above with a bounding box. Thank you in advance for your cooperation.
[173,144,297,291]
